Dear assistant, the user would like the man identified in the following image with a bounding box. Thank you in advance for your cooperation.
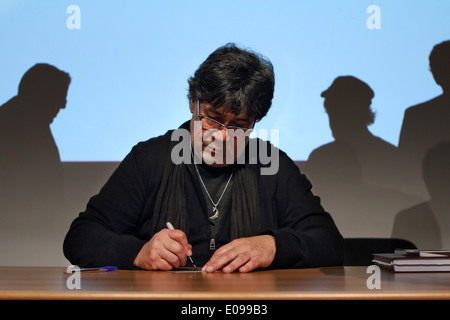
[63,43,343,273]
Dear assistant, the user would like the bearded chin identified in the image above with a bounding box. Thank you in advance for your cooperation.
[191,121,248,166]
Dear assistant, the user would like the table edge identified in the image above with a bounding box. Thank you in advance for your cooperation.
[2,290,450,300]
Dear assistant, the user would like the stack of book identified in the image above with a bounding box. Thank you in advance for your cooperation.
[372,249,450,272]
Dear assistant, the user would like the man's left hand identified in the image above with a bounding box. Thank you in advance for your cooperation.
[202,235,276,273]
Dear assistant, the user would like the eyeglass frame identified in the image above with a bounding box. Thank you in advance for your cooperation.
[194,100,254,132]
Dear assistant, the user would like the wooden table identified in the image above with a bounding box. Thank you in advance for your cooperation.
[0,266,449,300]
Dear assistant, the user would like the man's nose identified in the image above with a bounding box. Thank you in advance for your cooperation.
[217,126,235,142]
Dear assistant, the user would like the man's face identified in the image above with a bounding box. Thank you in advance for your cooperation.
[190,100,254,167]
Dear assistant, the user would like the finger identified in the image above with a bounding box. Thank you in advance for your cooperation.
[144,249,175,271]
[238,256,259,273]
[222,253,251,273]
[162,237,187,267]
[154,254,175,271]
[204,244,240,272]
[167,229,192,256]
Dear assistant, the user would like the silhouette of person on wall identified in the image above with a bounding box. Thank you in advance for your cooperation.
[304,76,422,237]
[392,141,450,249]
[310,76,401,190]
[0,63,71,265]
[398,40,450,197]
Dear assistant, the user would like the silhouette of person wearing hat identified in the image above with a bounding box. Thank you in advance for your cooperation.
[398,40,450,198]
[304,76,421,237]
[308,76,401,190]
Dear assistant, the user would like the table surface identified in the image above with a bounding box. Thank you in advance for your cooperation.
[1,266,450,300]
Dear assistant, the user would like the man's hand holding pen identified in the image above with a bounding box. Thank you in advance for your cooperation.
[133,227,193,271]
[133,224,276,273]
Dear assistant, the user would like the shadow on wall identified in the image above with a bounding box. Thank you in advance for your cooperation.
[392,40,450,249]
[0,64,119,266]
[303,40,450,248]
[0,64,70,266]
[392,141,450,249]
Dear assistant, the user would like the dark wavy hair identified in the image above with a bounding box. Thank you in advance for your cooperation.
[188,43,275,123]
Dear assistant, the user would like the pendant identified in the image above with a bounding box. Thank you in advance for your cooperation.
[210,207,219,220]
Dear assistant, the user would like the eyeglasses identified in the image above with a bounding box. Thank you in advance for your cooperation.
[195,100,254,131]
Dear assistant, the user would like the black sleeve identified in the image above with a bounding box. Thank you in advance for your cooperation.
[268,151,344,268]
[63,138,165,269]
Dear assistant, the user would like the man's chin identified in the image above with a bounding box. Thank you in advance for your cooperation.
[201,147,235,167]
[208,162,232,168]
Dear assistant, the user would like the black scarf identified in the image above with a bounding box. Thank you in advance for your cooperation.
[150,126,261,240]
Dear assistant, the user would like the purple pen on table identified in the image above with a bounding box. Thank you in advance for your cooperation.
[65,266,118,273]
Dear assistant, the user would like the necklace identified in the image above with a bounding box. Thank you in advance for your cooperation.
[193,162,235,220]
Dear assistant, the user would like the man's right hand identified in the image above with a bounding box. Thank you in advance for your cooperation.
[133,228,192,270]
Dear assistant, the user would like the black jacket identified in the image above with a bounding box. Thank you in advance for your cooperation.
[63,122,344,269]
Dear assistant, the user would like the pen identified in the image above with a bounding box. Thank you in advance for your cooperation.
[166,222,197,269]
[64,266,118,273]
